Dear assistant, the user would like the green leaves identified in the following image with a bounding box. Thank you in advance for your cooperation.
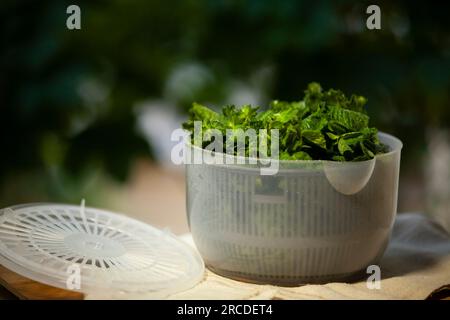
[338,138,353,155]
[183,82,388,161]
[189,102,219,122]
[327,106,369,131]
[302,130,327,150]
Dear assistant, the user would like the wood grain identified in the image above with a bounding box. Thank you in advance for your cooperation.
[0,264,84,300]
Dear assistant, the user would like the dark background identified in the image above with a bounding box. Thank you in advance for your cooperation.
[1,0,449,228]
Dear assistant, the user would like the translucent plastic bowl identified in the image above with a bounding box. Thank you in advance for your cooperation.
[186,132,402,285]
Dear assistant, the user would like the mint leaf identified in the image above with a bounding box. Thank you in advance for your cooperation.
[302,130,327,150]
[327,106,369,131]
[182,83,388,161]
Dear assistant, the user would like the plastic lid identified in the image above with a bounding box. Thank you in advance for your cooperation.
[0,202,204,298]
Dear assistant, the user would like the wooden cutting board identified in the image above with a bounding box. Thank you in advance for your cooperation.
[0,265,84,300]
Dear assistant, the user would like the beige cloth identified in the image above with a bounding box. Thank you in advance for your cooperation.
[168,213,450,300]
[88,213,450,300]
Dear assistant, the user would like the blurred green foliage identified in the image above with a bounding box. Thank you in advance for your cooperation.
[1,0,449,203]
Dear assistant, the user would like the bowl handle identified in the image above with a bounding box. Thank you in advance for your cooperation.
[323,158,376,195]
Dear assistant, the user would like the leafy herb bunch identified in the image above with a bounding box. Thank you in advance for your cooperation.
[183,82,388,161]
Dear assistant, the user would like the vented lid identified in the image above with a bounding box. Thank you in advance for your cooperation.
[0,202,204,298]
